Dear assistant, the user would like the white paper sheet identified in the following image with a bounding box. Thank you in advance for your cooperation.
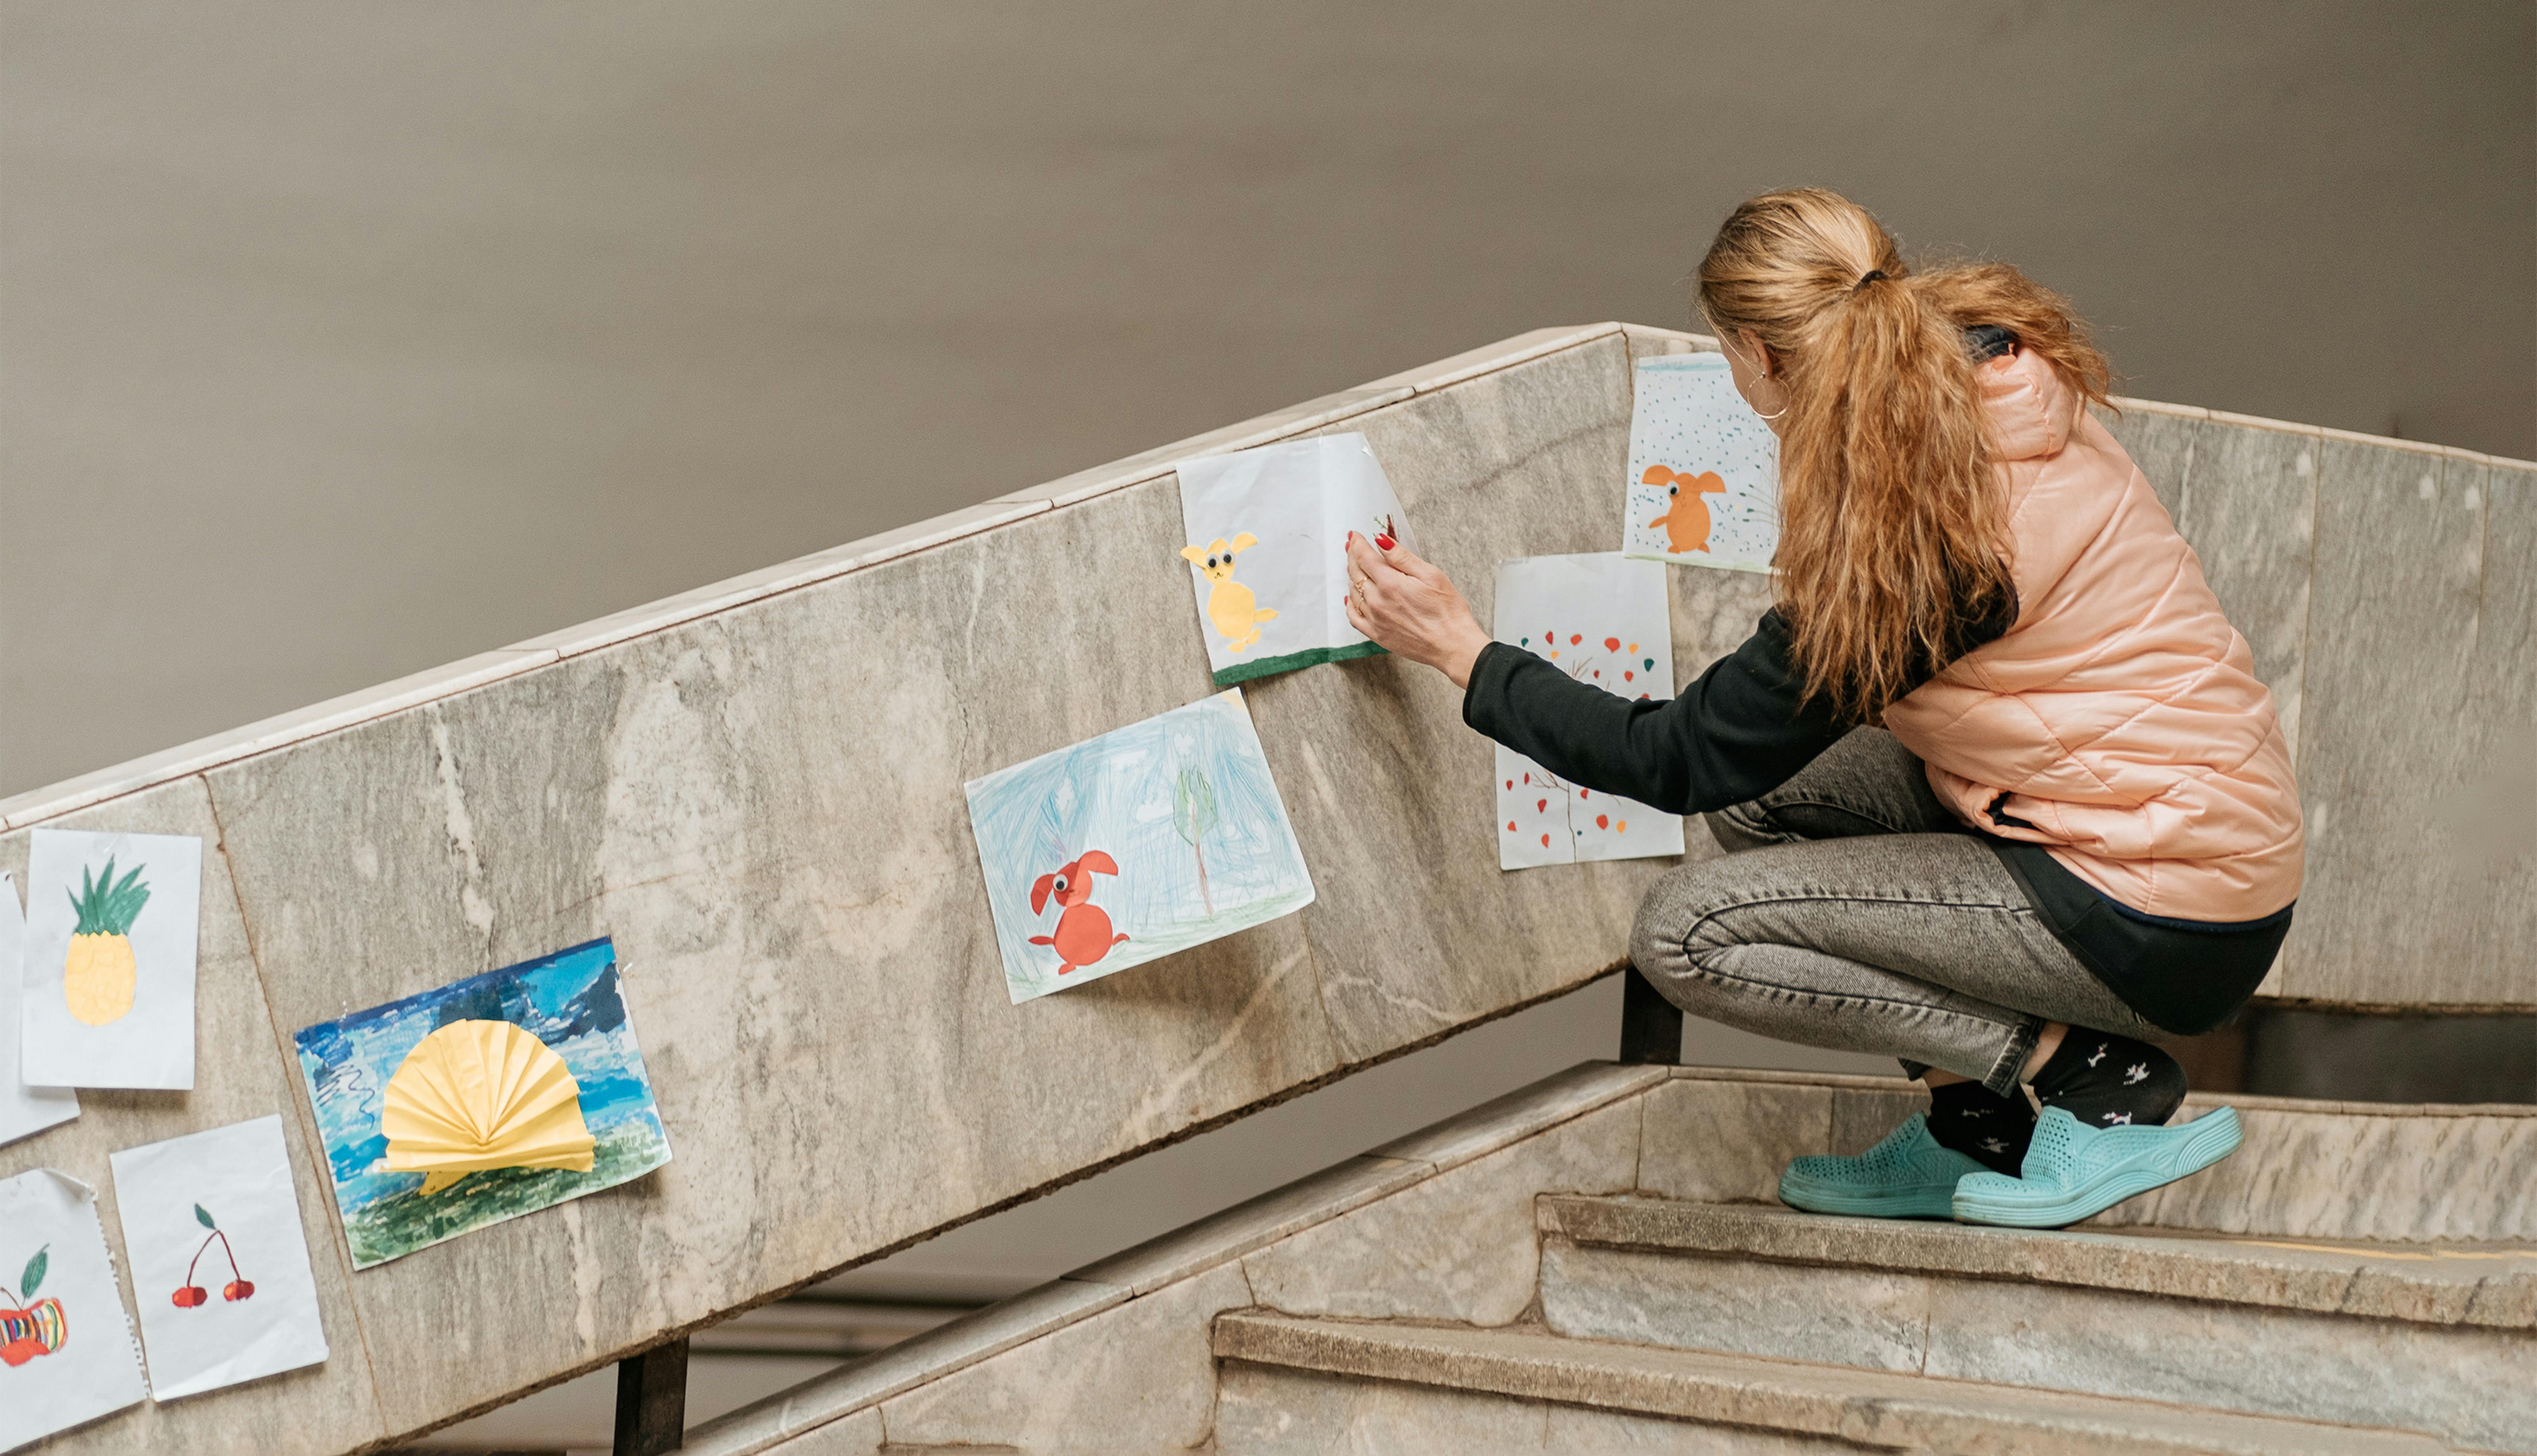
[1175,432,1419,686]
[19,830,201,1090]
[966,690,1316,1003]
[0,876,78,1148]
[1621,353,1780,573]
[110,1115,329,1400]
[0,1168,148,1451]
[1491,553,1687,869]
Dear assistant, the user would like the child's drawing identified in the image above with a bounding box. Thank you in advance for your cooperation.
[292,939,670,1268]
[0,1245,64,1367]
[0,1169,146,1448]
[1642,466,1728,555]
[0,876,80,1150]
[19,829,203,1091]
[61,858,147,1026]
[1622,353,1780,573]
[1491,554,1687,869]
[1180,534,1279,652]
[170,1204,251,1308]
[1028,851,1130,976]
[966,690,1314,1003]
[1172,767,1219,914]
[1175,433,1418,686]
[110,1115,329,1399]
[382,1019,598,1195]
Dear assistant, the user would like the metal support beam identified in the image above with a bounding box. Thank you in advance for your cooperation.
[614,1336,689,1456]
[1617,964,1682,1065]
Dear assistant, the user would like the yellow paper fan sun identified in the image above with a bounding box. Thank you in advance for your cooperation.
[383,1019,597,1195]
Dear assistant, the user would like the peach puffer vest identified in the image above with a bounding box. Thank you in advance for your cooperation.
[1881,348,2304,922]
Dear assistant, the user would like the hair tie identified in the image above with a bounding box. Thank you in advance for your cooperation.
[1854,269,1889,291]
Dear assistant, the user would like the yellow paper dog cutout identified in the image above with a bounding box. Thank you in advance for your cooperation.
[1180,533,1279,652]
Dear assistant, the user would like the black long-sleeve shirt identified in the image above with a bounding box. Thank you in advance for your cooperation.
[1462,610,2289,1036]
[1464,608,1846,816]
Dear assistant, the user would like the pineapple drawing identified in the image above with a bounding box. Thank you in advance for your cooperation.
[63,858,149,1026]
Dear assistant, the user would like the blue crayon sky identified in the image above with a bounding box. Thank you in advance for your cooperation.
[293,938,669,1261]
[965,689,1313,1003]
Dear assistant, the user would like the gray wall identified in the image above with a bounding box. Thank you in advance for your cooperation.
[4,0,2531,797]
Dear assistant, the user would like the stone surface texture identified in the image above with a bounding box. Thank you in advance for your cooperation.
[2085,1093,2537,1242]
[1215,1359,1854,1455]
[0,647,560,832]
[0,780,386,1455]
[685,1062,1651,1456]
[1064,1154,1430,1297]
[679,1278,1127,1456]
[2,321,2529,1448]
[708,1064,2528,1455]
[1540,1232,2536,1452]
[1642,1072,2537,1246]
[1366,1061,1666,1172]
[1633,1075,1844,1206]
[1213,1315,2437,1456]
[2285,441,2521,1005]
[872,1263,1247,1455]
[1242,1097,1641,1326]
[1540,1196,2537,1330]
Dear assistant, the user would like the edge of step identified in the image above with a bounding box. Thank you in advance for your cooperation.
[1212,1311,2456,1455]
[1663,1063,2537,1121]
[1538,1195,2537,1331]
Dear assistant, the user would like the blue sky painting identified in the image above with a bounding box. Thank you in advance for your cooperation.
[966,688,1314,1003]
[292,938,671,1267]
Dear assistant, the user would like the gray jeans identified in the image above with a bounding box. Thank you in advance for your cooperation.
[1629,728,2162,1096]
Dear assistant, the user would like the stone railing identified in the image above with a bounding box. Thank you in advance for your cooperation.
[1,322,2527,1453]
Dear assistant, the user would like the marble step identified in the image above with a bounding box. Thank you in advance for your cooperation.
[1535,1196,2537,1454]
[1211,1312,2455,1455]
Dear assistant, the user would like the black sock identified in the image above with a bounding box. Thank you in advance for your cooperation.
[1924,1081,2036,1175]
[2029,1031,2187,1130]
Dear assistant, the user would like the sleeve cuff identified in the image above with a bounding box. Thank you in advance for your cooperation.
[1461,640,1523,736]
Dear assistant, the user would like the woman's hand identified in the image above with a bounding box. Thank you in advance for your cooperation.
[1343,532,1492,688]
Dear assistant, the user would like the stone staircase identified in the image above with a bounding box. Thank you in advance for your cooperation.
[681,1063,2536,1454]
[1212,1198,2531,1452]
[1213,1314,2454,1454]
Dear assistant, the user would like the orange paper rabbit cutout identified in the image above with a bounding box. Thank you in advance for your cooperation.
[1642,466,1727,554]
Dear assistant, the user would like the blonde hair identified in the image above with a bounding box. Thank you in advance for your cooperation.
[1696,188,2111,722]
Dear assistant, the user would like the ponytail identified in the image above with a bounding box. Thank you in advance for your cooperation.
[1697,188,2110,722]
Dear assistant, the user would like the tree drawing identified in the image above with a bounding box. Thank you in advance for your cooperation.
[1505,627,1659,846]
[1172,766,1219,917]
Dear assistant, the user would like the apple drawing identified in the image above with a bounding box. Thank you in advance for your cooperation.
[0,1244,66,1362]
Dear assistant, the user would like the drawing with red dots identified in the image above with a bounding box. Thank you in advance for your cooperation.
[1489,554,1687,869]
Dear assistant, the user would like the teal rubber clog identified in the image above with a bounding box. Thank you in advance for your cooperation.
[1778,1114,1987,1219]
[1952,1105,2243,1229]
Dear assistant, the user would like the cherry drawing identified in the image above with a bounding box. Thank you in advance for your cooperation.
[173,1204,253,1307]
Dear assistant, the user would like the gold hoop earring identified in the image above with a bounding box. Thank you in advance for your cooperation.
[1752,381,1791,421]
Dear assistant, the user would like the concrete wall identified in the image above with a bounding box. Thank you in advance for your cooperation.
[0,325,2527,1450]
[8,1,2533,802]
